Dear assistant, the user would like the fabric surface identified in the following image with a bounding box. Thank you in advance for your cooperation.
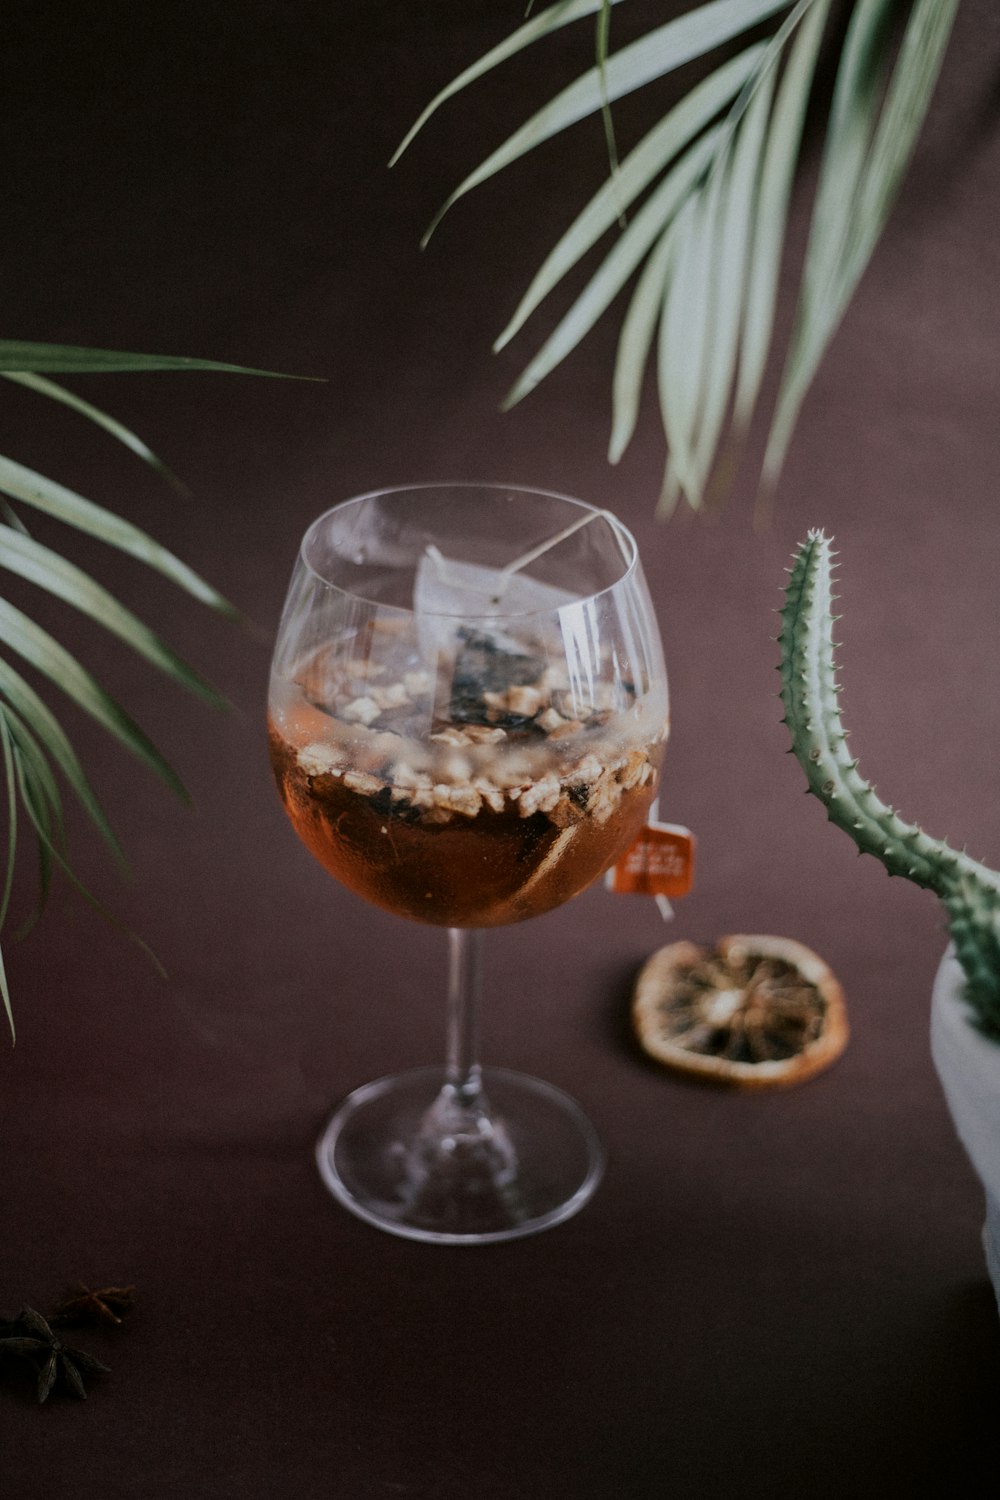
[2,3,999,1495]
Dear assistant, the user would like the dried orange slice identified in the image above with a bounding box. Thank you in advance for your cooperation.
[632,934,848,1088]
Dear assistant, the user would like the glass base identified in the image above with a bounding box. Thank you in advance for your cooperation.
[316,1065,605,1244]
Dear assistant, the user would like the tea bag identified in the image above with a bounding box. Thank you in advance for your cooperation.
[413,504,618,640]
[414,548,574,728]
[413,508,628,729]
[413,550,575,622]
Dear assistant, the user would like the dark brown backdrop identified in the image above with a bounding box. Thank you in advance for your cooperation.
[1,3,998,1495]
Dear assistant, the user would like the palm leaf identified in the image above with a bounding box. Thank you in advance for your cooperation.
[0,339,304,378]
[763,0,959,486]
[733,0,831,428]
[0,499,29,534]
[661,0,829,504]
[0,597,190,801]
[761,0,898,480]
[495,45,764,352]
[0,523,225,707]
[0,654,124,867]
[502,123,726,407]
[403,0,959,509]
[390,0,624,168]
[0,710,15,1039]
[0,454,236,615]
[855,0,959,240]
[6,719,164,976]
[6,708,66,858]
[5,714,60,934]
[595,0,625,224]
[0,940,11,1043]
[417,0,789,242]
[685,71,775,495]
[801,0,893,321]
[0,340,303,1035]
[610,222,677,464]
[2,372,185,491]
[658,190,713,505]
[0,709,17,927]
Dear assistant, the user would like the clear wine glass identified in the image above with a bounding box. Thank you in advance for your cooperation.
[268,484,669,1243]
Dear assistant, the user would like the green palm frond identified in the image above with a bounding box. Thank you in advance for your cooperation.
[0,340,300,377]
[0,454,236,615]
[0,710,17,1037]
[0,339,297,1038]
[0,524,225,705]
[397,0,960,511]
[0,654,124,865]
[2,372,187,492]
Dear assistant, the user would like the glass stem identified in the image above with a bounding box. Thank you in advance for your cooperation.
[445,927,483,1107]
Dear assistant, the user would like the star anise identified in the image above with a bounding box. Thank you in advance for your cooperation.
[50,1283,136,1328]
[0,1306,110,1401]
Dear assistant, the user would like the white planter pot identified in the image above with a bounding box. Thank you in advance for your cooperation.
[930,945,1000,1311]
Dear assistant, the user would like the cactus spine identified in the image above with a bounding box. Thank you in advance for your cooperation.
[778,530,1000,1040]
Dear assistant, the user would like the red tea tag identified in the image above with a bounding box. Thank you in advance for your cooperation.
[606,819,695,899]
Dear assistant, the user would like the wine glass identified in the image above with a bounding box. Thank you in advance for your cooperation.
[268,484,668,1243]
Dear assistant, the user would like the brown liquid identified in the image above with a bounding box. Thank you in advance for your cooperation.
[268,718,662,928]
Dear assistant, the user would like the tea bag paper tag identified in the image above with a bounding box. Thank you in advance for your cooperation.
[606,813,695,921]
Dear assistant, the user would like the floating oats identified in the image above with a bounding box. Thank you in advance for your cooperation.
[341,696,381,726]
[343,770,384,796]
[548,718,584,740]
[299,741,346,777]
[473,778,506,814]
[517,774,561,818]
[430,726,473,747]
[432,784,482,818]
[391,761,431,790]
[537,707,567,734]
[464,724,507,745]
[567,754,603,787]
[505,684,543,718]
[371,682,410,711]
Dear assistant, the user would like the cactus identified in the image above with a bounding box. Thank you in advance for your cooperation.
[778,530,1000,1041]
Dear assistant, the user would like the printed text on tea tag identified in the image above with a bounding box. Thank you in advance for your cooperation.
[606,819,695,916]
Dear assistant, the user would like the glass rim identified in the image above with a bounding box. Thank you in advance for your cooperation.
[297,482,640,620]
